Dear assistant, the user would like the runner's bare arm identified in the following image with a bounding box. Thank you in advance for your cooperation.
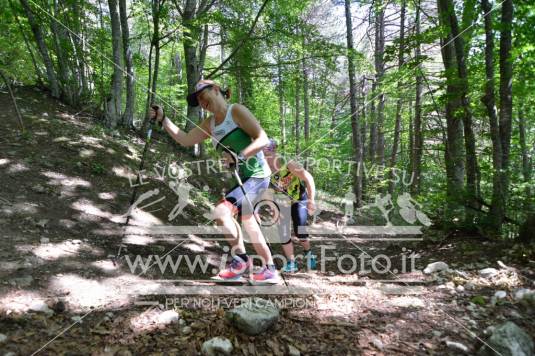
[150,106,210,146]
[164,117,210,147]
[231,104,269,157]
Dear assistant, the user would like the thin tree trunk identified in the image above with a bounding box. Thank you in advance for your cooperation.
[277,59,286,151]
[119,0,135,128]
[9,0,44,86]
[105,0,123,128]
[374,2,386,167]
[295,77,300,156]
[498,0,514,225]
[389,0,406,195]
[19,0,60,98]
[302,36,310,147]
[437,0,466,224]
[345,0,362,206]
[518,105,532,211]
[50,0,74,105]
[182,0,202,156]
[412,3,423,195]
[441,0,480,225]
[0,70,25,132]
[481,0,504,231]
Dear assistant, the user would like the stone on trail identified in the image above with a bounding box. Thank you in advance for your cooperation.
[479,268,499,278]
[201,337,233,356]
[478,322,534,356]
[29,300,53,315]
[514,289,535,307]
[181,326,192,335]
[491,290,508,305]
[372,338,384,350]
[495,291,507,299]
[225,298,279,336]
[157,310,179,325]
[465,282,476,291]
[288,345,301,356]
[446,340,469,353]
[0,333,7,343]
[423,261,449,274]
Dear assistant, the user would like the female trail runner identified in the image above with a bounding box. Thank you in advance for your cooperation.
[263,139,317,272]
[150,79,279,283]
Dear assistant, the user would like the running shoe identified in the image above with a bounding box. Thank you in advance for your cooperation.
[250,265,280,284]
[282,260,299,273]
[217,256,251,280]
[305,251,317,270]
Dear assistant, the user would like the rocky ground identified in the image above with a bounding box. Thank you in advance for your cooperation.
[0,87,534,355]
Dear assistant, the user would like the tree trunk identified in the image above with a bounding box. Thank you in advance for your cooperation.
[19,0,60,98]
[374,2,386,166]
[10,0,44,86]
[389,0,406,195]
[437,0,466,224]
[302,36,310,147]
[498,0,514,224]
[105,0,123,128]
[481,0,504,231]
[0,70,25,132]
[50,0,74,105]
[345,0,363,207]
[277,59,286,151]
[441,0,480,225]
[182,0,202,156]
[518,213,535,244]
[518,105,532,212]
[119,0,135,128]
[412,2,423,196]
[295,76,300,156]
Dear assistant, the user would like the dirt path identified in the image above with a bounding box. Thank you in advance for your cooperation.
[0,88,533,355]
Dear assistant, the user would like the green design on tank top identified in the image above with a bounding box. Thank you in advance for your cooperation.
[216,128,269,179]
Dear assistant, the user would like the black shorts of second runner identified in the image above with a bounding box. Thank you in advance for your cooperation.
[224,176,270,216]
[278,192,309,244]
[291,193,309,240]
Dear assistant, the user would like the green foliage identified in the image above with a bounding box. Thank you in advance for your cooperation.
[471,296,486,306]
[3,0,534,238]
[91,162,106,175]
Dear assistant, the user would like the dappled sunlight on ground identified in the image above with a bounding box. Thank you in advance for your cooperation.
[183,242,205,253]
[125,208,164,226]
[112,165,136,180]
[7,162,30,174]
[42,171,92,189]
[91,259,120,273]
[30,239,102,261]
[98,192,117,200]
[0,290,47,314]
[122,234,155,246]
[1,201,39,215]
[79,148,95,158]
[71,198,125,224]
[52,136,71,143]
[48,273,166,311]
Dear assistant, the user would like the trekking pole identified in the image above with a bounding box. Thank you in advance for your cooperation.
[112,109,159,266]
[229,156,289,288]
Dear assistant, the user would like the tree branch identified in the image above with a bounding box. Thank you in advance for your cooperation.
[205,0,270,79]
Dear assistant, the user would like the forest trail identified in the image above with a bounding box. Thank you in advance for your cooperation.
[0,88,533,355]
